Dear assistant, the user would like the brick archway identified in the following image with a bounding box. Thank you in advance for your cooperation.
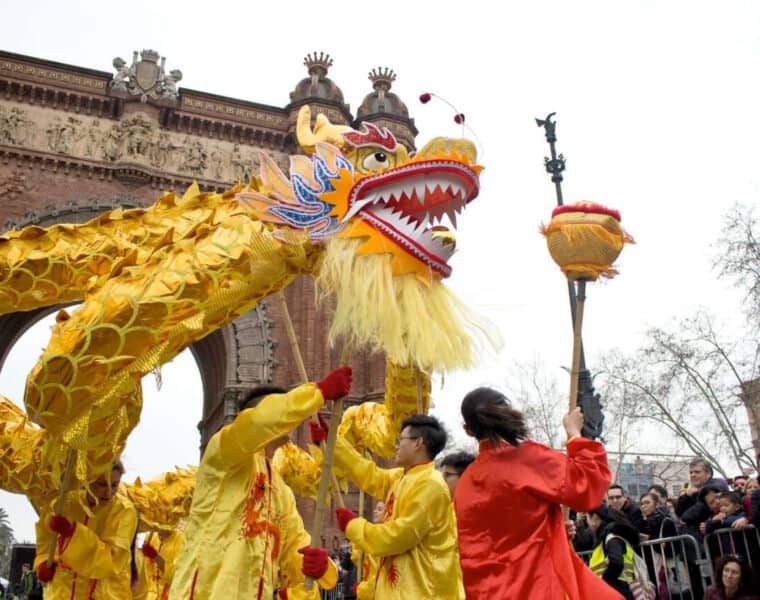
[0,199,278,450]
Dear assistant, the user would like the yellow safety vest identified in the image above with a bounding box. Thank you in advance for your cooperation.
[589,534,635,584]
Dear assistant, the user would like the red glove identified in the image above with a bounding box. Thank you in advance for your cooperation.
[335,507,357,532]
[37,561,56,583]
[48,515,75,539]
[141,541,159,560]
[316,366,352,402]
[298,546,328,579]
[309,417,328,444]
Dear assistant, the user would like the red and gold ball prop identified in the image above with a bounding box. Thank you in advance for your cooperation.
[541,202,634,281]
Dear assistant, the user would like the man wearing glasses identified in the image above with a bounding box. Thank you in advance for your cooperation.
[606,484,643,530]
[331,415,463,599]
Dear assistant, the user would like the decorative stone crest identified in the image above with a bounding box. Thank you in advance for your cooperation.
[111,49,182,102]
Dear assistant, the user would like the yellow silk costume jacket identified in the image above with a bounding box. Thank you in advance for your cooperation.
[169,384,337,600]
[34,490,138,600]
[354,547,378,600]
[134,530,185,600]
[335,437,463,599]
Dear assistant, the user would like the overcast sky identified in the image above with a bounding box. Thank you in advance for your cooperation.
[1,0,758,541]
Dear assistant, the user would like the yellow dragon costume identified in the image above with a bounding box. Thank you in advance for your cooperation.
[0,104,483,598]
[0,104,483,499]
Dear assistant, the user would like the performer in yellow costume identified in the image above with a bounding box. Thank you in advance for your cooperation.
[33,461,138,600]
[169,368,350,600]
[134,530,185,600]
[333,415,462,600]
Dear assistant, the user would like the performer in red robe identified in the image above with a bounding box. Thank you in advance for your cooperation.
[453,387,622,599]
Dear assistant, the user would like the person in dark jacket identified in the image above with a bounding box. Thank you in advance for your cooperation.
[607,484,644,532]
[675,458,728,523]
[705,492,747,534]
[636,492,667,540]
[733,477,760,530]
[680,483,723,542]
[588,505,640,600]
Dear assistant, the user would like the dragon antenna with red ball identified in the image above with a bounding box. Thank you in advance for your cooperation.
[419,92,483,159]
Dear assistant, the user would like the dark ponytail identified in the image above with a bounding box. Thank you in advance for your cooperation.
[461,387,528,446]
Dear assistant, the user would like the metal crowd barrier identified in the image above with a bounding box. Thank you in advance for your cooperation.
[703,524,760,572]
[639,533,709,599]
[576,527,711,599]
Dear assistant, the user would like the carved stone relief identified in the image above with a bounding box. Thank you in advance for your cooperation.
[0,101,263,183]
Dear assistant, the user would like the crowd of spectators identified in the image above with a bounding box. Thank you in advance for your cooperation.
[571,456,760,599]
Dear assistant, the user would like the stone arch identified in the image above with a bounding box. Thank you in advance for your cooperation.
[0,198,277,451]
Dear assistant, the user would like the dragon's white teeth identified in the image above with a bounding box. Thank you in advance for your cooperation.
[414,182,427,202]
[447,208,458,229]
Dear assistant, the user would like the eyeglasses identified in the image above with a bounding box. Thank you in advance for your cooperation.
[396,435,420,447]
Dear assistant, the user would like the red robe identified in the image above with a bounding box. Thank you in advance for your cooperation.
[454,437,622,599]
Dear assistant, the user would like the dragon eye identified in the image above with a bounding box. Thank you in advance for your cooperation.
[362,152,389,171]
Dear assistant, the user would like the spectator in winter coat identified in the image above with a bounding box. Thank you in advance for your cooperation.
[647,485,669,507]
[679,483,723,542]
[587,505,639,600]
[705,492,746,534]
[740,477,758,520]
[676,458,728,524]
[607,485,643,531]
[636,492,667,541]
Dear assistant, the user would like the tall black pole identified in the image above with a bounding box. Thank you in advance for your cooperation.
[536,113,603,440]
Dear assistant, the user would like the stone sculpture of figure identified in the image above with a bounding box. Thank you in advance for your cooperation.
[208,145,226,180]
[124,116,153,159]
[46,117,64,153]
[1,107,28,145]
[103,124,124,162]
[150,132,175,169]
[47,117,79,154]
[81,120,103,158]
[162,69,183,99]
[231,144,251,183]
[182,139,207,174]
[111,57,130,91]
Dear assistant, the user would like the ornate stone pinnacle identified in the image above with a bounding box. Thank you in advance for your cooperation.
[303,52,333,78]
[368,67,396,90]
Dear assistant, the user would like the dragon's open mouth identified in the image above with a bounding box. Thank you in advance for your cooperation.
[341,159,480,277]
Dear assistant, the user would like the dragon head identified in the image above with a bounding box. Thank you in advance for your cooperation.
[239,106,481,283]
[237,106,489,370]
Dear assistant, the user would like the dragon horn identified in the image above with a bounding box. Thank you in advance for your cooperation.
[296,105,351,154]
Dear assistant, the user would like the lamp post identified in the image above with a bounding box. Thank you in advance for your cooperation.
[536,112,604,440]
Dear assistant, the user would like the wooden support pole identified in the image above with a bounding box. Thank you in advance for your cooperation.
[275,291,344,509]
[305,344,350,591]
[563,279,587,521]
[567,280,587,413]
